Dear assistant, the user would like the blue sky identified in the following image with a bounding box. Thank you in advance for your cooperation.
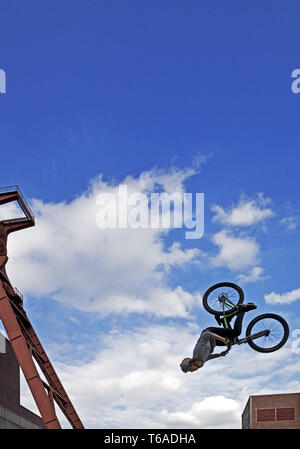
[1,1,300,428]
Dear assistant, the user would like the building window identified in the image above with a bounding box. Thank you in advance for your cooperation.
[256,407,296,423]
[276,408,295,421]
[257,409,275,422]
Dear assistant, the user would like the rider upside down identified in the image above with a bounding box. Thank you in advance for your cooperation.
[180,302,257,373]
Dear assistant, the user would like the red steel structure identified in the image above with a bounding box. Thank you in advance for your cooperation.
[0,186,84,429]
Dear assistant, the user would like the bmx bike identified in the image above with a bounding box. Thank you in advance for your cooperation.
[203,282,289,353]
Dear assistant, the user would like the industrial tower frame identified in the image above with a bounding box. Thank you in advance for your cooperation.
[0,186,84,429]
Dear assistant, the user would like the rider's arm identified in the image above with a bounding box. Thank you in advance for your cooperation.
[207,350,228,360]
[207,353,221,360]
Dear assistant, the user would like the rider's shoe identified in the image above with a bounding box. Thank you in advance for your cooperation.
[215,315,222,326]
[237,302,257,312]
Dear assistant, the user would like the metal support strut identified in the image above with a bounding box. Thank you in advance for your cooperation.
[0,187,84,429]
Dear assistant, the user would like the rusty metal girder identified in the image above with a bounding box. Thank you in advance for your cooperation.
[0,187,84,429]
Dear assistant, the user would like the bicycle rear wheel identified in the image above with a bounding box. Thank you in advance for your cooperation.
[246,313,289,353]
[202,282,244,316]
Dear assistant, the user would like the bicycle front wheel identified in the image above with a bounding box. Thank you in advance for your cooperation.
[202,282,244,316]
[246,313,289,353]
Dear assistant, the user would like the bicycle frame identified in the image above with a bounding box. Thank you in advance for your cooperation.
[218,295,270,350]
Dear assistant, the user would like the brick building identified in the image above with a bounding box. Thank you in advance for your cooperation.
[242,393,300,429]
[0,332,44,429]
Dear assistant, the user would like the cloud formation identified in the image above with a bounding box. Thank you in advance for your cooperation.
[280,216,297,231]
[265,288,300,305]
[236,266,267,284]
[210,230,260,271]
[159,396,242,428]
[6,168,202,318]
[212,194,273,227]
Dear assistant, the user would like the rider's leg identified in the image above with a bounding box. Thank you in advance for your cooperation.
[206,304,256,342]
[214,314,233,328]
[210,310,246,337]
[205,326,236,340]
[231,309,247,337]
[231,303,257,336]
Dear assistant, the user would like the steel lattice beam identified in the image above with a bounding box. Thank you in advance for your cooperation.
[0,187,84,429]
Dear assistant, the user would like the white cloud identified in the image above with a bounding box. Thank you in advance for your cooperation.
[161,242,205,271]
[280,216,297,231]
[211,230,260,271]
[265,288,300,305]
[159,396,242,429]
[236,266,267,284]
[20,323,198,428]
[5,168,203,318]
[212,194,273,227]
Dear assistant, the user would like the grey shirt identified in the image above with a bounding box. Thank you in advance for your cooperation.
[192,330,220,367]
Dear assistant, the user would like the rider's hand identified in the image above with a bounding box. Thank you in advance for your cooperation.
[223,337,230,345]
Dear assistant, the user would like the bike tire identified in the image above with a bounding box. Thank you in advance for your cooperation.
[202,282,244,316]
[246,313,289,353]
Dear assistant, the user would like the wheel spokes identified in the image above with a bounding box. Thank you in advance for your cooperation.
[206,287,240,313]
[250,318,285,349]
